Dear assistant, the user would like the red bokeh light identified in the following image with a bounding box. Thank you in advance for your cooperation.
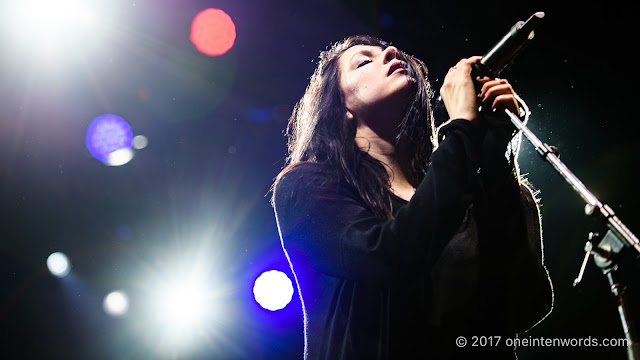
[190,8,236,56]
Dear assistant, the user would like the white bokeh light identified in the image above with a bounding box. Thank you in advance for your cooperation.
[105,148,134,166]
[103,291,130,317]
[132,135,148,150]
[253,270,294,311]
[46,252,71,277]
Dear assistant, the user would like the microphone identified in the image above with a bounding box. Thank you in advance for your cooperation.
[471,11,545,78]
[434,12,545,123]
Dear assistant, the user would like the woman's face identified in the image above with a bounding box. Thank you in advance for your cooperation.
[338,44,413,123]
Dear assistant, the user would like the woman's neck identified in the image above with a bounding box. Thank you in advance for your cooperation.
[355,124,415,201]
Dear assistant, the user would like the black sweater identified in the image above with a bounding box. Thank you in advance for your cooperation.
[272,119,553,360]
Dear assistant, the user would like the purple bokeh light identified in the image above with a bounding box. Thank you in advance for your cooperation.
[85,114,133,164]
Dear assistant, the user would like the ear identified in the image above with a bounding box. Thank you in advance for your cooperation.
[345,108,355,121]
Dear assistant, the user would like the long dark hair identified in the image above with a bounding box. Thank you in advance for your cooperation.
[274,35,436,219]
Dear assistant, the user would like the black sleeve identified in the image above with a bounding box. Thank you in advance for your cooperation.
[273,119,484,284]
[473,112,554,333]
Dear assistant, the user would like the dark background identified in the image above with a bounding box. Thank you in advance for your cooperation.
[1,0,639,359]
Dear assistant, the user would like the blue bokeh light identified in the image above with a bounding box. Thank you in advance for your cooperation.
[249,108,273,123]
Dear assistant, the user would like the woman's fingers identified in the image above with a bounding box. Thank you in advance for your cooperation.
[478,78,507,99]
[440,57,484,122]
[440,57,520,120]
[491,94,519,114]
[477,77,518,113]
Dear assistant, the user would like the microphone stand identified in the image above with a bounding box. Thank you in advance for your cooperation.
[503,108,640,359]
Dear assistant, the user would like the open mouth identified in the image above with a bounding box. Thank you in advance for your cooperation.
[388,60,407,76]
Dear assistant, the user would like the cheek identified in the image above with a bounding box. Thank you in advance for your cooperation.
[344,82,370,111]
[340,80,355,108]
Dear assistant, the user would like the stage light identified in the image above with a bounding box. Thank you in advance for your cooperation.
[103,290,129,317]
[139,274,224,355]
[253,270,294,311]
[7,0,96,45]
[85,114,134,166]
[158,282,207,329]
[47,252,71,278]
[130,238,237,356]
[190,8,236,56]
[146,269,223,345]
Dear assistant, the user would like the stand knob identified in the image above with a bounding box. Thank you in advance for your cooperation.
[573,241,594,288]
[573,233,613,288]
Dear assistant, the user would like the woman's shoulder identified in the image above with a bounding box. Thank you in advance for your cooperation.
[276,162,338,187]
[272,162,344,204]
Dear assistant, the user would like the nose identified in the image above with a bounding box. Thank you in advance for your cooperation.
[382,46,399,63]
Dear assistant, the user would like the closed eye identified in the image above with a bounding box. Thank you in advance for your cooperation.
[357,59,372,68]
